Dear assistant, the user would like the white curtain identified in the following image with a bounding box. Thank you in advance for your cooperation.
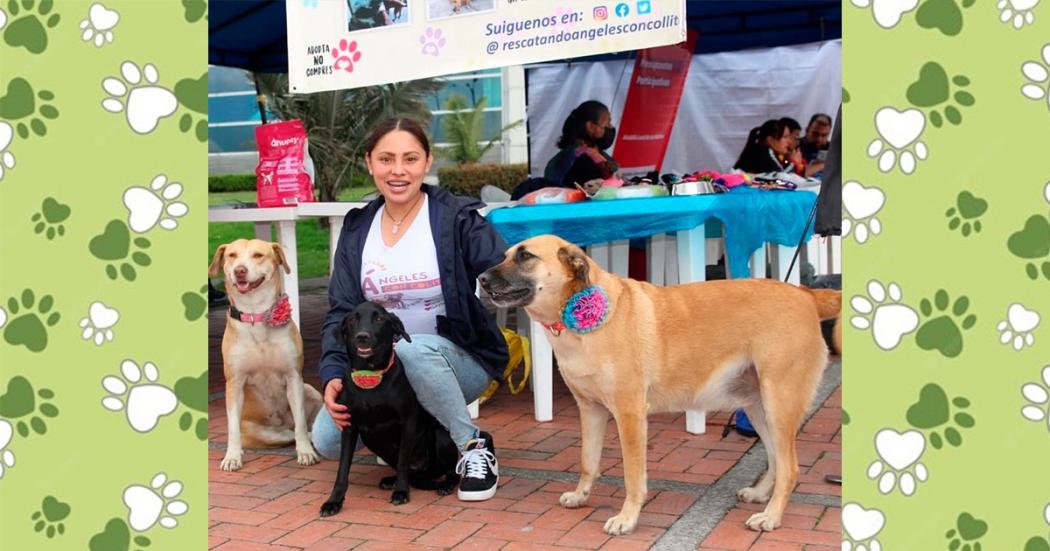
[526,39,842,176]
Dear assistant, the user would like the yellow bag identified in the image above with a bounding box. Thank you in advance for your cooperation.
[478,327,531,404]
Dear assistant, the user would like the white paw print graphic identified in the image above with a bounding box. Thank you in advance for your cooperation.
[0,8,6,30]
[0,305,7,329]
[123,472,188,531]
[1045,181,1050,204]
[80,3,119,47]
[101,360,178,432]
[0,419,16,479]
[999,0,1039,28]
[998,303,1040,351]
[80,301,120,345]
[123,174,188,233]
[101,61,178,134]
[0,121,16,182]
[842,502,886,551]
[842,181,885,244]
[1020,365,1050,433]
[868,429,928,496]
[868,107,928,174]
[851,280,920,350]
[1021,45,1050,113]
[849,0,919,28]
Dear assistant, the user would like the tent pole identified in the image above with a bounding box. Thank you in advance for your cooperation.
[253,73,268,125]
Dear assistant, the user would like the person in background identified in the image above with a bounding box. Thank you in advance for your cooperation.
[543,100,620,187]
[313,117,507,502]
[800,113,833,164]
[732,119,793,174]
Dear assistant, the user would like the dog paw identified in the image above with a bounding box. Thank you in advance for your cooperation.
[745,511,781,532]
[390,490,409,505]
[737,486,771,503]
[319,499,343,517]
[435,480,456,496]
[379,475,397,490]
[559,490,589,508]
[295,446,318,467]
[219,449,242,472]
[603,513,638,535]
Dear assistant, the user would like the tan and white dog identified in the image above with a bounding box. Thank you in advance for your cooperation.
[209,239,324,471]
[480,235,841,535]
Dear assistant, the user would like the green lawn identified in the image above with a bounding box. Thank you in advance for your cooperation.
[208,186,377,280]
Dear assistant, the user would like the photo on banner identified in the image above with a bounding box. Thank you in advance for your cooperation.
[0,1,207,549]
[427,0,497,22]
[843,1,1049,549]
[347,0,412,32]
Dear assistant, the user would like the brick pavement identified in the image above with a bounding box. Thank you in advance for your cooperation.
[208,291,841,550]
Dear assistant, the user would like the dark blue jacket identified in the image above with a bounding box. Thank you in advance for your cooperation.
[319,185,510,390]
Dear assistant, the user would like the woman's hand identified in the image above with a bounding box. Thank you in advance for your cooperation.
[324,378,352,430]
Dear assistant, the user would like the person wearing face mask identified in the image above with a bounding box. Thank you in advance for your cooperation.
[543,100,620,188]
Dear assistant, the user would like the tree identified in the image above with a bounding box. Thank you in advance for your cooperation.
[439,94,522,165]
[252,74,443,203]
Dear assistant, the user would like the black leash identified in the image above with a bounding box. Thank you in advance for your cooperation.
[783,195,820,283]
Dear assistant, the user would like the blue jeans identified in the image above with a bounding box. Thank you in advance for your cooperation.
[311,334,493,460]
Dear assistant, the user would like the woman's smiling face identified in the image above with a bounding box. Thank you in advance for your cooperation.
[366,129,433,207]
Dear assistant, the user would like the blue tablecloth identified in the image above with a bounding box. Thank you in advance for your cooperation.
[486,186,816,279]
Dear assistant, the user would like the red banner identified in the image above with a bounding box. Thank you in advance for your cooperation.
[612,30,698,173]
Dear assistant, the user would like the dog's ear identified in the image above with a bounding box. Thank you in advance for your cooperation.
[336,314,351,345]
[388,312,412,343]
[272,243,291,274]
[557,245,590,288]
[208,245,226,277]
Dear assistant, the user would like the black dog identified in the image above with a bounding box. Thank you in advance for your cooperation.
[319,302,459,516]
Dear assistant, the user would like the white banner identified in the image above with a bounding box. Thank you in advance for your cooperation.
[287,0,686,94]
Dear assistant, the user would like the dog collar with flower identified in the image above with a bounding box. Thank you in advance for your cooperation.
[542,286,610,336]
[350,351,397,390]
[229,294,292,327]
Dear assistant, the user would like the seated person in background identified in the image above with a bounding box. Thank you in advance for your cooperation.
[800,113,833,164]
[778,117,807,176]
[543,100,620,188]
[733,119,794,174]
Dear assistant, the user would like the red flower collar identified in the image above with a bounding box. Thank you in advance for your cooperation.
[229,294,292,327]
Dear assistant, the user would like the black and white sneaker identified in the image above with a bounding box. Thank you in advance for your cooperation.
[456,431,499,501]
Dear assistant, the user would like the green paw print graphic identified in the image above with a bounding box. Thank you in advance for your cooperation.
[181,0,206,23]
[3,0,60,54]
[916,0,975,37]
[907,62,975,128]
[843,409,851,425]
[0,376,58,437]
[0,77,59,139]
[175,371,208,440]
[916,289,976,358]
[181,284,208,321]
[174,72,208,142]
[1027,537,1050,551]
[1008,213,1050,281]
[31,496,70,538]
[89,519,151,551]
[3,289,60,352]
[842,87,851,103]
[31,197,70,240]
[945,512,987,551]
[906,383,974,449]
[89,220,151,281]
[945,191,987,237]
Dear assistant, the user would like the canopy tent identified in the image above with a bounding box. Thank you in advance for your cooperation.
[209,1,841,73]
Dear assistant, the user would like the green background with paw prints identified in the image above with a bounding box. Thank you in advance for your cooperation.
[844,1,1049,550]
[0,1,206,549]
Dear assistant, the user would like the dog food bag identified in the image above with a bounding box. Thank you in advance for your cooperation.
[255,120,316,207]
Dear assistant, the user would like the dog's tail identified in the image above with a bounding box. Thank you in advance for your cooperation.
[806,288,842,355]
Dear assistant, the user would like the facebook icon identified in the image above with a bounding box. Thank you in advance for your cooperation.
[614,2,629,17]
[637,0,651,14]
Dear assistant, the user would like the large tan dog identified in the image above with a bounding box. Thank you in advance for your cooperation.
[209,239,324,471]
[479,235,840,535]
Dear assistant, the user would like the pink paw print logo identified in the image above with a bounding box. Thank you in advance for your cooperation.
[419,27,446,57]
[331,39,362,73]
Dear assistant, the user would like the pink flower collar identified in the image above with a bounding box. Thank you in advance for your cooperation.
[541,286,610,336]
[229,294,292,327]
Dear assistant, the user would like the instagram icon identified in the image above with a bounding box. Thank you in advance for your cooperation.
[593,6,608,20]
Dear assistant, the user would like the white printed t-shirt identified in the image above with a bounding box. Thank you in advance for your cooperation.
[360,195,446,336]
